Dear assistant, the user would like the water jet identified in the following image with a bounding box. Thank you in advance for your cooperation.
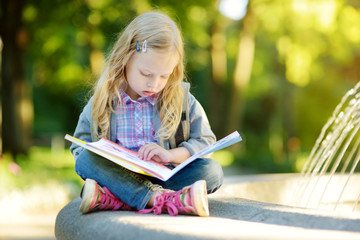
[294,81,360,213]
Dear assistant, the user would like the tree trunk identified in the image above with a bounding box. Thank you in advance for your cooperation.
[209,18,228,136]
[0,0,32,157]
[227,6,255,133]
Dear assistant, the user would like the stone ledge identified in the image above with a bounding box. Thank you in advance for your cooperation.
[55,176,360,240]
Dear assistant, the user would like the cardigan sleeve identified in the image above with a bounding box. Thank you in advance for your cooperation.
[70,98,93,161]
[178,92,216,156]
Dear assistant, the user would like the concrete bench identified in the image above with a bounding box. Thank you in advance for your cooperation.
[55,176,360,240]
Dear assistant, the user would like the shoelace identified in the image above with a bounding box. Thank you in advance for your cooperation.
[137,189,192,216]
[98,187,132,211]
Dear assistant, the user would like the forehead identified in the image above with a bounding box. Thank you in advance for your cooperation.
[130,49,179,74]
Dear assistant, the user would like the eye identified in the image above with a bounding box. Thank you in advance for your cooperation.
[140,71,151,77]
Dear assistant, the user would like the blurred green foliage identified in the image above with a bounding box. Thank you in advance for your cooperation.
[0,147,82,193]
[2,0,360,174]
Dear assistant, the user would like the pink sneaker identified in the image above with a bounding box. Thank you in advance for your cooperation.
[79,178,132,213]
[138,180,209,217]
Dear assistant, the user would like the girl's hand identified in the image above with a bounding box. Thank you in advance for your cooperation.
[138,143,191,164]
[138,143,172,163]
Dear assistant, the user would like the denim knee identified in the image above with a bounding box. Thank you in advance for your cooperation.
[74,149,92,180]
[74,149,108,181]
[202,158,224,194]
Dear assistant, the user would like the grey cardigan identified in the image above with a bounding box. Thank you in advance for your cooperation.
[70,82,216,160]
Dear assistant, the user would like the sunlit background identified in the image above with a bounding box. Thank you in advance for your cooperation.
[1,0,360,237]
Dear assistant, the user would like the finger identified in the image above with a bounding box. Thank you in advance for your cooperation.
[138,143,153,159]
[145,146,161,161]
[152,155,162,163]
[139,144,157,160]
[138,146,145,160]
[146,148,160,161]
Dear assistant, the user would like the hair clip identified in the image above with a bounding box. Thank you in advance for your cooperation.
[136,41,140,52]
[142,40,147,53]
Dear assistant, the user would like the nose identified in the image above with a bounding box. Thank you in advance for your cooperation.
[147,77,161,89]
[147,82,154,89]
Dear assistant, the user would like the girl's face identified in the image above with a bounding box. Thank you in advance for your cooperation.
[125,49,179,100]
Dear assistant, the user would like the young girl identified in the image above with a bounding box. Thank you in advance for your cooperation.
[71,12,224,217]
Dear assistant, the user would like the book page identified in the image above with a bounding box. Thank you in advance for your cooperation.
[165,131,242,180]
[87,138,172,178]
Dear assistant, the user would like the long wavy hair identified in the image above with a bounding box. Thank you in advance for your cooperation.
[91,12,185,141]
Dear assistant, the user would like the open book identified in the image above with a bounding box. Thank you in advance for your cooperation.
[65,131,242,181]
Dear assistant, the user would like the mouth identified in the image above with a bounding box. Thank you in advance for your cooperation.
[142,91,155,96]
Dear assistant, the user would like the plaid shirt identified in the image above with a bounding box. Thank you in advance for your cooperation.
[116,92,157,152]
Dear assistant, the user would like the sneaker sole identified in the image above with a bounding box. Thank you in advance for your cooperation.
[192,180,209,217]
[79,178,98,213]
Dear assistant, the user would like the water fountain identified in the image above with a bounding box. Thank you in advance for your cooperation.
[294,81,360,212]
[221,82,360,215]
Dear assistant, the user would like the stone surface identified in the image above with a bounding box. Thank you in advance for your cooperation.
[55,175,360,240]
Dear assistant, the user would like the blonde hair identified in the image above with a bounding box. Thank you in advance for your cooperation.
[91,12,185,141]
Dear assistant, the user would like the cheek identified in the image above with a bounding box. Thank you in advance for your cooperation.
[159,79,169,90]
[127,74,142,87]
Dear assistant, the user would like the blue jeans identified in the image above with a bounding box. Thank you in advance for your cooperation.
[75,150,224,210]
